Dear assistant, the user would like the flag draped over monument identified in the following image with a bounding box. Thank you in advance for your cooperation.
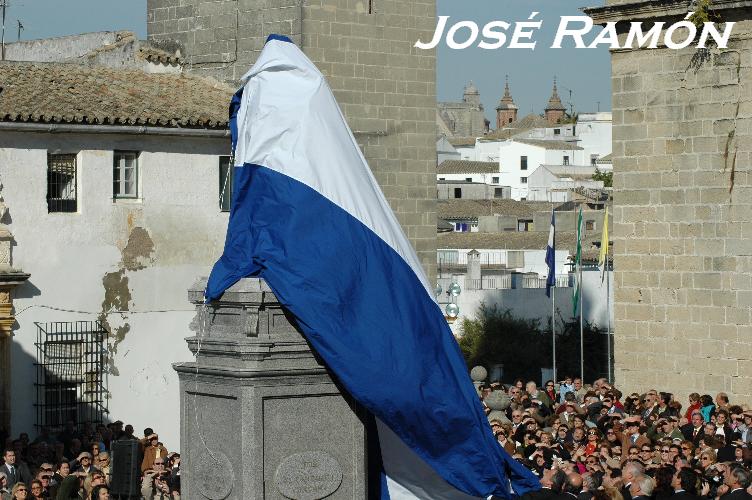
[205,35,540,499]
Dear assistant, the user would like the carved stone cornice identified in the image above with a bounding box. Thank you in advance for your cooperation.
[585,0,752,24]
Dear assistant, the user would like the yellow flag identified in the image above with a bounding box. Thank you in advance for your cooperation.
[599,206,609,283]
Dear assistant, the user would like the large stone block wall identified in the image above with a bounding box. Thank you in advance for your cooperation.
[147,0,438,281]
[608,16,752,400]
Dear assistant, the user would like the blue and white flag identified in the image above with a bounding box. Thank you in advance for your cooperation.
[545,209,556,298]
[206,35,540,499]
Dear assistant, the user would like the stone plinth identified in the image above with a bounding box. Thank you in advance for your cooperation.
[174,278,367,500]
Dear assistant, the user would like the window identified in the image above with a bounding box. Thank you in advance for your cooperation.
[47,154,77,213]
[586,220,595,231]
[520,156,528,170]
[520,177,527,184]
[113,151,139,199]
[492,176,499,184]
[465,177,472,182]
[219,156,233,211]
[494,188,504,198]
[438,177,446,181]
[508,117,513,124]
[35,321,108,430]
[563,156,570,166]
[554,128,561,135]
[454,187,462,198]
[517,219,534,232]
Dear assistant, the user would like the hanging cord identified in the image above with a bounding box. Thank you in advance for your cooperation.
[191,298,219,463]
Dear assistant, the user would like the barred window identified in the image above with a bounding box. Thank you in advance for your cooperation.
[35,321,108,431]
[219,156,233,211]
[47,154,77,213]
[113,151,139,199]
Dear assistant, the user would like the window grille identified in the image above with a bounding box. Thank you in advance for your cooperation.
[113,151,139,199]
[520,177,527,184]
[47,154,77,212]
[219,156,233,211]
[453,187,462,199]
[563,156,570,166]
[34,321,108,432]
[520,156,528,170]
[492,177,499,184]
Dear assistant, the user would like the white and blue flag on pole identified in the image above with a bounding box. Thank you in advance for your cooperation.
[206,35,540,499]
[545,209,556,298]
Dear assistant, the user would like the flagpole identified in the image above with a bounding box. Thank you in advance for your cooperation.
[579,208,584,382]
[552,270,556,383]
[606,244,612,382]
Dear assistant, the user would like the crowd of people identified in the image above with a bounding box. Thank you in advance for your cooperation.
[0,420,179,499]
[480,376,752,500]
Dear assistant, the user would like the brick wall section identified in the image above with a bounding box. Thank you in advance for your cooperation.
[147,0,438,282]
[610,21,752,401]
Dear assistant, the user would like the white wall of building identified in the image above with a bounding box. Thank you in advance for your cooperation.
[498,142,545,200]
[444,269,613,336]
[577,112,612,163]
[1,131,230,450]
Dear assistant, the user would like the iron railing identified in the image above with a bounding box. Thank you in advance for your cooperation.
[34,321,108,432]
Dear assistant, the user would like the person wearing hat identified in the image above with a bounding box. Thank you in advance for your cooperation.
[620,416,650,462]
[141,434,168,474]
[72,452,99,476]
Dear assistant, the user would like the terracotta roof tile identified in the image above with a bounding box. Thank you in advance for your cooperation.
[437,160,498,174]
[438,199,557,219]
[0,61,233,128]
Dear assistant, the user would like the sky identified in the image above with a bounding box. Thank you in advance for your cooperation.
[6,0,610,122]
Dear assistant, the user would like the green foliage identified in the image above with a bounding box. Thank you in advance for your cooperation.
[592,167,613,187]
[458,303,610,382]
[689,0,719,27]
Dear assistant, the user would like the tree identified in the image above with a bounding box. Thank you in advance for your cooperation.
[592,167,613,187]
[458,304,610,383]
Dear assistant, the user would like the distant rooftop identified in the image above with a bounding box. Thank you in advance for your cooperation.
[437,160,498,175]
[438,199,556,219]
[0,61,233,129]
[515,139,584,150]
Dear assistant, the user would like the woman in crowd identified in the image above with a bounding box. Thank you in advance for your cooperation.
[89,485,109,500]
[699,449,717,470]
[94,453,110,485]
[652,466,675,500]
[544,380,557,408]
[700,394,716,422]
[0,472,9,500]
[28,480,44,500]
[10,483,27,500]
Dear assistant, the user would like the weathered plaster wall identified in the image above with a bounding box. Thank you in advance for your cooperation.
[1,131,230,448]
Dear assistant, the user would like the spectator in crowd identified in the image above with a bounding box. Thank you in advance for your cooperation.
[9,482,27,500]
[0,472,9,500]
[89,485,109,500]
[140,436,168,474]
[629,474,654,500]
[685,393,702,422]
[27,480,43,500]
[700,395,716,422]
[1,450,31,489]
[682,412,707,446]
[72,453,97,476]
[93,454,109,486]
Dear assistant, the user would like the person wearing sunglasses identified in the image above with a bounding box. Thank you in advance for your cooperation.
[10,482,27,500]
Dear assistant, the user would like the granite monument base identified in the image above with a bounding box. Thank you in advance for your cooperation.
[174,278,369,500]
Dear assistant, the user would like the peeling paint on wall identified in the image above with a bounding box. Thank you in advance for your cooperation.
[121,226,155,271]
[101,225,156,376]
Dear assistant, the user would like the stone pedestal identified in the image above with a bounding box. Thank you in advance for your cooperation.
[174,278,368,500]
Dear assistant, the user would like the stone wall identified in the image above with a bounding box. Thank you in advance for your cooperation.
[589,3,752,401]
[147,0,438,281]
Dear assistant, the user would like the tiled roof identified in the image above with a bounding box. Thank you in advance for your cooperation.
[447,136,477,147]
[438,199,556,219]
[483,114,551,140]
[596,153,612,163]
[437,160,498,174]
[515,139,584,150]
[0,61,233,128]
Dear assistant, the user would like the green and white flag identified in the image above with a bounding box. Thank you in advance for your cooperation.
[572,206,583,317]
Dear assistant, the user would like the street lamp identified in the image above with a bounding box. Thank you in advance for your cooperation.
[445,282,461,319]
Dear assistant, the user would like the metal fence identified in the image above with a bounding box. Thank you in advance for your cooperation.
[437,274,571,293]
[34,321,108,432]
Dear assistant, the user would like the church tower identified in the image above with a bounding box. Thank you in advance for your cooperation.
[462,81,481,106]
[545,78,567,125]
[495,76,518,129]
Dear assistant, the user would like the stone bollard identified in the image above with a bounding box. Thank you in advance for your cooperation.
[174,277,368,499]
[470,365,487,397]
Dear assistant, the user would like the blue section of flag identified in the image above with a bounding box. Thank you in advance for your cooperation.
[545,209,556,298]
[206,164,541,498]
